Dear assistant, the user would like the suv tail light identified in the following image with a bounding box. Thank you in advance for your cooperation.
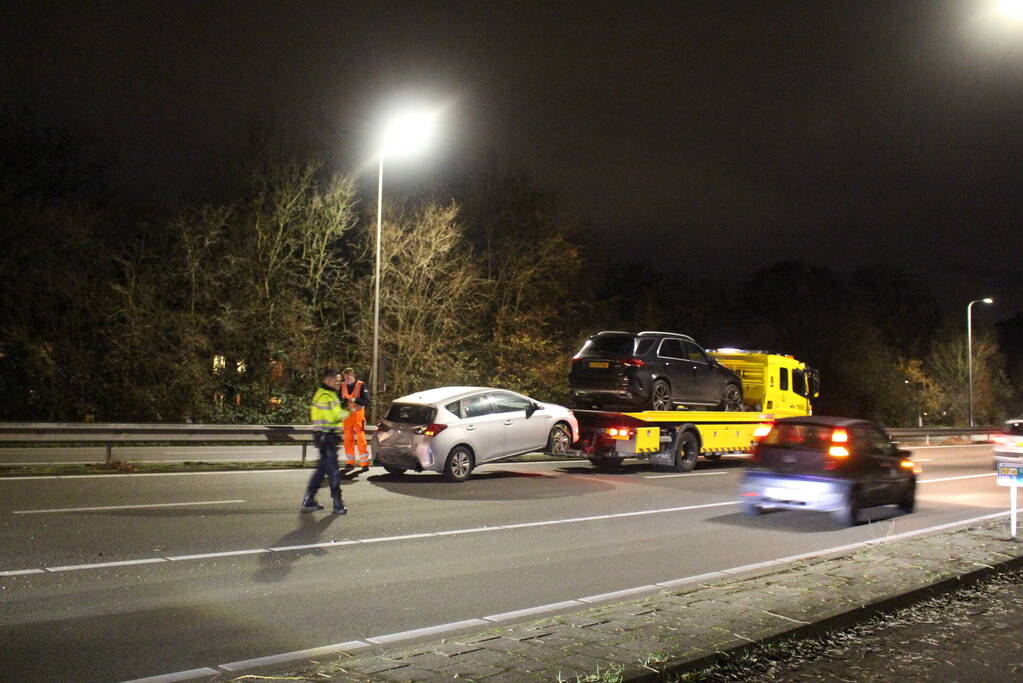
[415,423,447,437]
[620,358,645,367]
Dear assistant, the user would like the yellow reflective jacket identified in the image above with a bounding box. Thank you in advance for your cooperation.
[310,386,349,432]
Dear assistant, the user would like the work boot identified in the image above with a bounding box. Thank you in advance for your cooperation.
[300,494,324,512]
[331,490,347,515]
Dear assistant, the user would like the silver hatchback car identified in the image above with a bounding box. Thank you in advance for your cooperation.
[371,386,579,482]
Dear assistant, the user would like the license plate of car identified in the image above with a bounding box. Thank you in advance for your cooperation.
[588,361,609,368]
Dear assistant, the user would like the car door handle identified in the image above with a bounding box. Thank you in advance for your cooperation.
[504,420,513,426]
[466,424,476,431]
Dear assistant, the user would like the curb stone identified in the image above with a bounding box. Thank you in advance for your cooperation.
[258,518,1023,682]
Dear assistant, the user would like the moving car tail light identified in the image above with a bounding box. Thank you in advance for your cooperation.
[830,428,848,443]
[414,423,448,437]
[828,445,849,458]
[620,358,645,367]
[604,426,634,440]
[900,459,922,473]
[753,423,773,439]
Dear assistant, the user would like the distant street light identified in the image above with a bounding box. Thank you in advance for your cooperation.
[995,0,1023,20]
[371,108,437,421]
[967,297,995,427]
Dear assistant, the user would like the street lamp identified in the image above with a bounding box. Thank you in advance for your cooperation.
[371,108,437,421]
[967,297,995,427]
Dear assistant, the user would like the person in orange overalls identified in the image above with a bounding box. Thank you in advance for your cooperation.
[340,367,371,470]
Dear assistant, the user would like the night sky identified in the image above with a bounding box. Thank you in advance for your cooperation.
[3,1,1022,321]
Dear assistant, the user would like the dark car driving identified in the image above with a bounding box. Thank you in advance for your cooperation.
[738,416,917,526]
[569,330,743,411]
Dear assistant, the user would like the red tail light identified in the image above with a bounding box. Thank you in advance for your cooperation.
[753,423,773,440]
[415,423,448,437]
[376,422,390,432]
[621,358,645,367]
[604,426,634,440]
[831,428,849,443]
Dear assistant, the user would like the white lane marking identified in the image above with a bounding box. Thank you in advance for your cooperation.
[12,499,246,515]
[909,444,993,450]
[120,667,222,683]
[920,473,995,484]
[366,619,490,644]
[218,640,369,672]
[47,558,166,572]
[169,508,1013,681]
[645,471,732,479]
[0,568,45,576]
[911,458,933,462]
[0,500,738,576]
[0,469,304,481]
[483,600,585,622]
[167,549,269,561]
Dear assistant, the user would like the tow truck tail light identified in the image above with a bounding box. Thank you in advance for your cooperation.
[604,426,633,440]
[620,358,645,367]
[415,423,447,437]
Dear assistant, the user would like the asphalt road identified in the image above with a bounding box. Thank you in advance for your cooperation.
[0,444,1006,682]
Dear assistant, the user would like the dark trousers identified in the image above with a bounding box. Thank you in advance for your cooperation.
[306,432,342,502]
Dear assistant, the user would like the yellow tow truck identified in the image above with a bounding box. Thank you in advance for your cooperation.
[569,350,819,471]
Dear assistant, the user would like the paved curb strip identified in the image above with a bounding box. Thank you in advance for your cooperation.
[237,517,1023,682]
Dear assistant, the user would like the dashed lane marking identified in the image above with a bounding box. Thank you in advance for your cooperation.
[12,499,246,515]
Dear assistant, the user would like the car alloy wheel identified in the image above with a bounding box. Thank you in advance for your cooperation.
[444,446,474,482]
[547,423,571,454]
[651,380,672,411]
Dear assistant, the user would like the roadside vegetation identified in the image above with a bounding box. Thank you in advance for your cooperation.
[1,114,1019,426]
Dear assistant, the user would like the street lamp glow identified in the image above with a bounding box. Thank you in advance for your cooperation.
[967,297,995,428]
[370,106,440,421]
[996,0,1023,20]
[380,110,436,157]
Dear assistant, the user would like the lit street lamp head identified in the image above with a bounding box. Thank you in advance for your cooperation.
[983,297,994,304]
[380,109,437,158]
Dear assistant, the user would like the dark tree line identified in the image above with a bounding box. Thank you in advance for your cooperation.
[1,117,1018,426]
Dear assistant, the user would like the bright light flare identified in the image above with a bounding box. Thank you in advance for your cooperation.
[996,0,1023,20]
[380,109,437,157]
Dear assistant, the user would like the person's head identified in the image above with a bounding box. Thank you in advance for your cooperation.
[342,367,356,383]
[321,368,341,390]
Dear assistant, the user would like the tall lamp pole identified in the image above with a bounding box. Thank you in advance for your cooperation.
[967,297,994,427]
[370,109,437,422]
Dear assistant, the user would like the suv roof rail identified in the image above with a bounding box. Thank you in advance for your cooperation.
[595,330,633,336]
[638,330,693,340]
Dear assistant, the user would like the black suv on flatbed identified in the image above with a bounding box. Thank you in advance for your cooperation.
[569,330,743,411]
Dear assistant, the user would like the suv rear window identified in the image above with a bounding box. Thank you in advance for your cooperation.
[577,335,637,357]
[762,423,835,450]
[385,403,436,424]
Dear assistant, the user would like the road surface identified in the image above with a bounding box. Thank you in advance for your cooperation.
[0,444,1004,681]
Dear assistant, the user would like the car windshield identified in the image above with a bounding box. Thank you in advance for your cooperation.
[576,335,636,357]
[762,423,835,450]
[384,403,436,425]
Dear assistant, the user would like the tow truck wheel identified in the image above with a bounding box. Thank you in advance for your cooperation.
[650,380,672,411]
[671,431,699,472]
[720,383,743,411]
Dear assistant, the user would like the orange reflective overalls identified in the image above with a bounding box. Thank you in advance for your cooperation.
[341,380,369,467]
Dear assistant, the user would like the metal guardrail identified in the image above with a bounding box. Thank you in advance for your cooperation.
[0,423,378,465]
[887,426,999,446]
[0,422,997,466]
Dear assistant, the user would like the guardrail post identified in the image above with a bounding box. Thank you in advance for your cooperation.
[301,444,307,466]
[105,442,113,465]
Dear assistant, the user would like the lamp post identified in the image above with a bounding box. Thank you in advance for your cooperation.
[967,297,994,427]
[370,109,436,422]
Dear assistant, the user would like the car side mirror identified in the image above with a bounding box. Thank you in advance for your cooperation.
[526,403,540,417]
